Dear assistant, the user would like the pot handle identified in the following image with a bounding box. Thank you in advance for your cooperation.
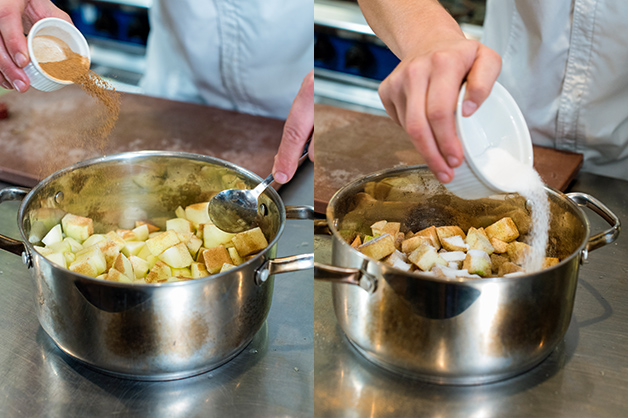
[0,187,29,256]
[314,262,377,293]
[255,253,313,285]
[285,205,315,220]
[567,192,621,256]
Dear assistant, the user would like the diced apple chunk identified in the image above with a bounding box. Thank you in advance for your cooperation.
[167,218,194,234]
[232,227,269,257]
[408,244,447,271]
[406,226,441,252]
[132,224,150,241]
[220,263,237,273]
[370,220,401,237]
[202,245,232,274]
[146,230,180,256]
[175,206,187,219]
[172,267,192,278]
[61,213,93,243]
[498,261,524,276]
[391,257,412,272]
[228,247,244,266]
[384,249,407,265]
[439,250,466,268]
[44,251,67,268]
[158,242,194,268]
[401,234,435,254]
[441,235,469,252]
[34,245,53,256]
[185,202,210,227]
[112,253,134,279]
[465,227,495,254]
[490,237,508,254]
[63,237,83,253]
[370,220,387,236]
[122,240,146,257]
[463,249,492,277]
[432,265,481,279]
[204,224,236,248]
[96,238,121,269]
[437,226,466,241]
[190,262,209,278]
[70,246,107,277]
[83,234,106,248]
[105,231,127,250]
[384,250,412,271]
[357,233,395,261]
[146,261,172,283]
[543,257,559,268]
[42,224,63,247]
[64,252,76,265]
[107,268,133,283]
[506,241,531,265]
[129,255,149,279]
[47,240,71,254]
[485,217,520,243]
[186,235,203,259]
[116,229,136,241]
[135,221,160,233]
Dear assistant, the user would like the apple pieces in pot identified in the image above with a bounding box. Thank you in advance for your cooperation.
[30,201,269,283]
[350,218,559,279]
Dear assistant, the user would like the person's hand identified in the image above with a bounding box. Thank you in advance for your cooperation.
[379,37,501,183]
[0,0,71,92]
[272,69,314,185]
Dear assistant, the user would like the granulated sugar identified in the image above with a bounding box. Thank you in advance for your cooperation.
[482,148,550,272]
[36,35,120,145]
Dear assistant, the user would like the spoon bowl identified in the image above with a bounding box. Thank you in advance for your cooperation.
[208,134,311,233]
[208,173,274,233]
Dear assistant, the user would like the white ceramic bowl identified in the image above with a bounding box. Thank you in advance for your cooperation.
[24,18,90,92]
[445,81,533,200]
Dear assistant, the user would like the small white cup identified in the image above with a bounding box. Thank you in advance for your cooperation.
[444,81,534,199]
[24,18,90,92]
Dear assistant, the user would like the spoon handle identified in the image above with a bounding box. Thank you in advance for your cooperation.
[252,133,312,199]
[300,133,312,161]
[251,172,275,199]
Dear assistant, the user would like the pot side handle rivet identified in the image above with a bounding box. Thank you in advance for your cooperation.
[22,252,33,268]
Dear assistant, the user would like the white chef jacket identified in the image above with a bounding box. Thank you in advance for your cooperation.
[482,0,628,180]
[140,0,313,119]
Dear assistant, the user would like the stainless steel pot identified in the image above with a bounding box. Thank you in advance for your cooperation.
[315,165,620,385]
[0,151,313,381]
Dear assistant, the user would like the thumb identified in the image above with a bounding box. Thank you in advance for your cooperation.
[272,70,314,184]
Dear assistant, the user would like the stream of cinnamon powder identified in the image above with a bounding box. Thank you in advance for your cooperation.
[38,37,121,145]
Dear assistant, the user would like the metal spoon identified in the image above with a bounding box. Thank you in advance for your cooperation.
[208,136,311,233]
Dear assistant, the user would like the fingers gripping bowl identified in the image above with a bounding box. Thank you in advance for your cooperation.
[0,151,313,380]
[314,165,620,385]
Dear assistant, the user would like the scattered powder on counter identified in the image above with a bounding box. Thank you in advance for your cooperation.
[481,148,551,273]
[37,35,120,148]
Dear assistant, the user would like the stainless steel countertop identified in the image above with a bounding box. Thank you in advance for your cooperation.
[0,160,314,418]
[314,172,628,417]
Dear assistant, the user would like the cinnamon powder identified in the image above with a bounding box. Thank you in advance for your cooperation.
[38,37,121,143]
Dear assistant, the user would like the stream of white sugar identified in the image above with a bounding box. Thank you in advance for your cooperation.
[481,148,550,272]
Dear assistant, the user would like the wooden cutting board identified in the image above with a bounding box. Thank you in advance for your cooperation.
[314,104,583,214]
[0,85,285,187]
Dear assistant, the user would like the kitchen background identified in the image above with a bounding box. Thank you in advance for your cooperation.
[51,0,151,93]
[313,0,485,114]
[51,0,486,111]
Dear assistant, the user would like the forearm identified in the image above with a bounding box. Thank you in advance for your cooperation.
[357,0,465,58]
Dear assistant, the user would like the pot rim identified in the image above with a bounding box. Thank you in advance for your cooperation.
[325,164,590,286]
[17,150,287,287]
